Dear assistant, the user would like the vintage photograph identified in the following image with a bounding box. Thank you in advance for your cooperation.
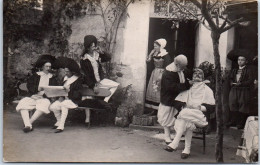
[3,0,258,163]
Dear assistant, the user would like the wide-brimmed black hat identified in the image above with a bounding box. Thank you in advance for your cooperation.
[34,54,56,68]
[227,49,249,61]
[53,57,80,74]
[84,35,97,49]
[227,49,258,65]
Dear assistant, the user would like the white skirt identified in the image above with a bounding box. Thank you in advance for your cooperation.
[157,103,178,127]
[16,96,51,114]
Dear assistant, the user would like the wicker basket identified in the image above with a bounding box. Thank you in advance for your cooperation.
[132,115,157,126]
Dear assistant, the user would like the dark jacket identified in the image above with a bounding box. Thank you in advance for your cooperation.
[27,73,57,96]
[160,70,190,106]
[229,66,254,88]
[63,77,83,104]
[80,52,111,89]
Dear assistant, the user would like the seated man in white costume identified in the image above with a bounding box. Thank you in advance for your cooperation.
[164,68,215,159]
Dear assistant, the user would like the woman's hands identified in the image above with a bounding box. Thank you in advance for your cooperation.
[146,49,159,62]
[94,46,104,54]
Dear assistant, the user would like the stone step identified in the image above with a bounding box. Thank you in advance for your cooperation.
[129,123,165,133]
[129,123,243,137]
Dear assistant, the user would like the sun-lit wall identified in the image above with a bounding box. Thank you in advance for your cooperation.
[69,0,151,114]
[194,24,234,69]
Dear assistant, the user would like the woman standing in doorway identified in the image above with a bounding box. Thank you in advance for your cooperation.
[145,39,171,114]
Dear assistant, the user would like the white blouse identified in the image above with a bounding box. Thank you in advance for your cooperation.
[82,53,100,82]
[37,71,53,95]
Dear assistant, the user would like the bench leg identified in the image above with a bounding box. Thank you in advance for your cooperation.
[85,108,91,129]
[203,128,206,154]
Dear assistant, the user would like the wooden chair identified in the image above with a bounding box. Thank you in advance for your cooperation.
[193,127,206,154]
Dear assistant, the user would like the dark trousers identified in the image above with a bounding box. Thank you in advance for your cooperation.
[229,87,250,114]
[229,111,248,127]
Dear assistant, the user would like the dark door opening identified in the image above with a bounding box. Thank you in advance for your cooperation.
[146,18,197,87]
[144,18,197,113]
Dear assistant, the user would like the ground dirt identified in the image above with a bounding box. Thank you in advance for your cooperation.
[3,103,245,163]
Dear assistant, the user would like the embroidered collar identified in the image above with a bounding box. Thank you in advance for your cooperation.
[63,75,79,86]
[166,62,183,72]
[239,65,246,70]
[36,71,53,78]
[175,82,215,105]
[82,53,99,61]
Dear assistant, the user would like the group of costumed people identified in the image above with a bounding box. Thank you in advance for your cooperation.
[16,35,119,133]
[16,35,254,159]
[145,38,215,159]
[145,38,256,159]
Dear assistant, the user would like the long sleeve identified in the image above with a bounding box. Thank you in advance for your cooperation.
[173,100,186,112]
[80,59,96,89]
[160,71,189,106]
[68,78,83,104]
[49,76,58,86]
[239,67,254,87]
[99,51,111,63]
[27,74,39,95]
[165,74,188,94]
[229,69,236,85]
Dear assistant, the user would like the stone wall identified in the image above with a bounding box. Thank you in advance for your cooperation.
[68,0,151,115]
[194,24,234,69]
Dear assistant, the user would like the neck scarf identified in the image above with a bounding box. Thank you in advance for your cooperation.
[82,53,101,82]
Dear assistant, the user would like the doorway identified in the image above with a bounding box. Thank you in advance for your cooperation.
[144,18,197,113]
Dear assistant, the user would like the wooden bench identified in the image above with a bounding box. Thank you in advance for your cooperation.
[16,83,111,128]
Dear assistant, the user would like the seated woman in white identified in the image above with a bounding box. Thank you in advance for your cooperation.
[49,58,82,133]
[164,69,215,159]
[16,54,57,133]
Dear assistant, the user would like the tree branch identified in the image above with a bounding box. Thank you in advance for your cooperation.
[98,3,108,35]
[208,0,219,11]
[190,0,202,8]
[200,0,218,31]
[219,15,232,25]
[219,17,227,29]
[104,0,113,13]
[201,22,212,30]
[172,0,199,20]
[220,17,244,33]
[216,15,219,27]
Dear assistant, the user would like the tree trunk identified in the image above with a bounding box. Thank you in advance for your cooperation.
[211,31,224,162]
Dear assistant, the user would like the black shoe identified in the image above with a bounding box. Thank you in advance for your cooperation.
[181,153,190,159]
[23,126,33,133]
[85,122,90,128]
[55,129,63,133]
[52,126,58,129]
[164,146,176,152]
